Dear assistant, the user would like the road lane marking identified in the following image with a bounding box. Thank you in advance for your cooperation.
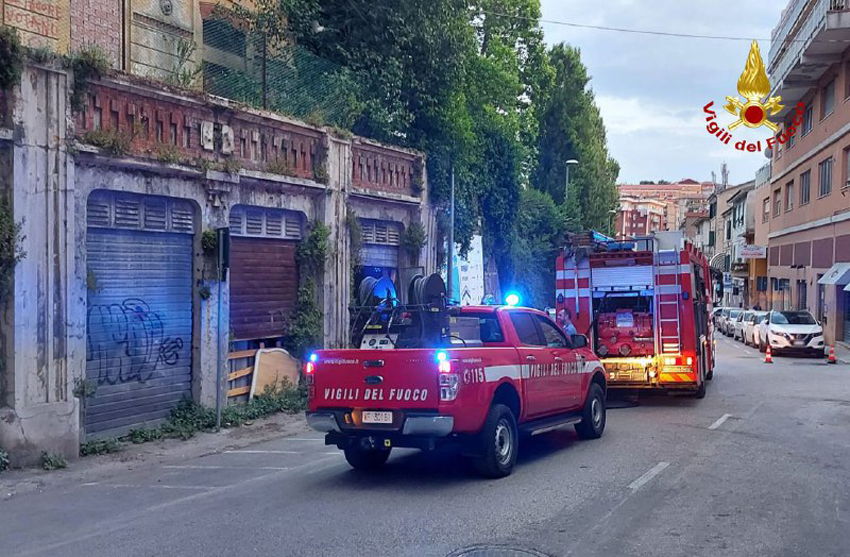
[628,461,669,491]
[163,465,290,470]
[223,450,302,454]
[708,413,732,430]
[83,483,213,491]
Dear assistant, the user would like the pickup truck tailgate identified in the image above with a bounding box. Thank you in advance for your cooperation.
[310,349,439,410]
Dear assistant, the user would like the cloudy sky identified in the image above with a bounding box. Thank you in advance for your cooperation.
[539,0,788,185]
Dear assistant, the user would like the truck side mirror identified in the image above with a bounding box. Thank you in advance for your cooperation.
[571,334,588,349]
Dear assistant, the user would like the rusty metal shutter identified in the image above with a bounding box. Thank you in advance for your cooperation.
[85,191,194,437]
[229,206,303,341]
[229,237,299,340]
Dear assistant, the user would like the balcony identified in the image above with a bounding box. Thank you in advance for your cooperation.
[768,0,850,117]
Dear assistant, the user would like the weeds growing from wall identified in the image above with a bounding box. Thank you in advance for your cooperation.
[81,128,132,156]
[65,45,111,113]
[80,438,123,457]
[401,221,427,265]
[124,381,307,443]
[0,198,25,299]
[41,452,67,470]
[164,39,202,89]
[0,447,9,472]
[0,26,24,91]
[283,278,323,358]
[346,208,362,301]
[152,142,182,164]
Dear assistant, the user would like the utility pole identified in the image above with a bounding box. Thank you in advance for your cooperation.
[446,166,455,301]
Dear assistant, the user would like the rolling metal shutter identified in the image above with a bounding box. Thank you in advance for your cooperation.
[229,206,302,341]
[85,192,194,436]
[591,266,653,290]
[360,219,400,268]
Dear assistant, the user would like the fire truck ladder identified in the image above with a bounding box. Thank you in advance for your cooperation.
[655,248,682,354]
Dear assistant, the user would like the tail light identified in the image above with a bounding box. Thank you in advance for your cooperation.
[436,351,459,402]
[305,354,316,399]
[662,356,694,367]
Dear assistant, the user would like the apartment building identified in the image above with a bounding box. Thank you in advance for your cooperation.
[618,180,714,230]
[767,0,850,343]
[614,197,666,237]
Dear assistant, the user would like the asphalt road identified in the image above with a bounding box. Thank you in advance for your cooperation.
[2,334,849,557]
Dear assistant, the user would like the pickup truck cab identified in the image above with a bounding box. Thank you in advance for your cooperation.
[306,305,607,477]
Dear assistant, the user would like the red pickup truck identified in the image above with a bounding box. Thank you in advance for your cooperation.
[306,305,607,477]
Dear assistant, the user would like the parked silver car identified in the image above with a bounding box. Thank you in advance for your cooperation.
[723,308,743,336]
[732,310,752,342]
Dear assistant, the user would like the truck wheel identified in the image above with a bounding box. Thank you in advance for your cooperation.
[343,446,391,471]
[694,368,707,399]
[472,404,518,478]
[575,383,606,440]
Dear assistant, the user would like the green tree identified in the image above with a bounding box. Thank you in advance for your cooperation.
[533,44,619,234]
[509,188,567,309]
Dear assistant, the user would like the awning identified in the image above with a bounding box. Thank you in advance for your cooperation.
[817,263,850,285]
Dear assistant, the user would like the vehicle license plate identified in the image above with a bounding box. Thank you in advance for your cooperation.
[362,411,393,424]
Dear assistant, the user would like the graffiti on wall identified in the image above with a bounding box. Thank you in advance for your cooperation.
[86,298,184,385]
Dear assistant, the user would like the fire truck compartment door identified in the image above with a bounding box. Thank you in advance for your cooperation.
[592,266,653,290]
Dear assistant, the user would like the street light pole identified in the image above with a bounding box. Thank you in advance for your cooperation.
[446,166,455,301]
[564,159,578,204]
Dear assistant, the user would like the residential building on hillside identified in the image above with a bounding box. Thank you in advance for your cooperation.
[618,179,714,231]
[691,215,713,259]
[767,0,850,344]
[679,210,709,242]
[614,197,666,237]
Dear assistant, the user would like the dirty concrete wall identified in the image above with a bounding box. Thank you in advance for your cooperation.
[0,66,433,463]
[0,66,81,466]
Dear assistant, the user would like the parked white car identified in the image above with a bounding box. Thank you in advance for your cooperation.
[732,310,751,342]
[723,308,743,336]
[743,311,767,346]
[757,310,824,356]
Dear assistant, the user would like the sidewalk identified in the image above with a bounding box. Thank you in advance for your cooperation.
[834,341,850,364]
[0,412,310,501]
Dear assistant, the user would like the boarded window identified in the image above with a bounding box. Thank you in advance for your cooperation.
[793,242,811,267]
[812,238,834,268]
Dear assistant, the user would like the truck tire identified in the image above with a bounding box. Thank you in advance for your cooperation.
[343,446,392,471]
[575,383,606,440]
[694,367,707,399]
[472,404,518,478]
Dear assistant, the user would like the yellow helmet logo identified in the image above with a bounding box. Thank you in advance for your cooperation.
[723,40,783,132]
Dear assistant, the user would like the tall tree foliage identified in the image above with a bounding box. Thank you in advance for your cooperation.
[247,1,619,304]
[533,44,620,233]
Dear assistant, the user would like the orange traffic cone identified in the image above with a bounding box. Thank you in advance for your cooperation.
[827,344,837,364]
[764,344,773,364]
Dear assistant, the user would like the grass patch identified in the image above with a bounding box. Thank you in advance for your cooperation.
[123,381,307,444]
[41,452,67,471]
[80,438,123,457]
[0,447,9,472]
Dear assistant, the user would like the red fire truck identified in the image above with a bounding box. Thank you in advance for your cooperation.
[555,231,714,397]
